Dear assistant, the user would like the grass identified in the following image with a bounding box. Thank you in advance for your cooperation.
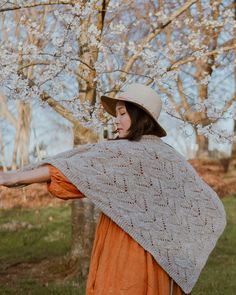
[0,281,84,295]
[192,195,236,295]
[0,205,71,269]
[0,203,85,294]
[0,196,235,294]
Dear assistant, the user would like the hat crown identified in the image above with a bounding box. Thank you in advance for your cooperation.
[117,83,162,120]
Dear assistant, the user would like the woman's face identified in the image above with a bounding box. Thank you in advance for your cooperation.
[115,101,131,138]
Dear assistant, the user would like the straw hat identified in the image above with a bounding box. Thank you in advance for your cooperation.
[101,83,167,137]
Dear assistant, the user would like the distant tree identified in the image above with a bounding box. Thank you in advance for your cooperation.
[0,94,32,168]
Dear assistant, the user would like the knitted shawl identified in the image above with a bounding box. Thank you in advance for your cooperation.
[22,135,226,293]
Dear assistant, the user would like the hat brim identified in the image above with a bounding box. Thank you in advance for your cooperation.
[101,95,167,137]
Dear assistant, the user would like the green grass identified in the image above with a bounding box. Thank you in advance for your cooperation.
[0,203,85,294]
[0,205,71,269]
[0,280,85,295]
[192,195,236,295]
[0,196,235,294]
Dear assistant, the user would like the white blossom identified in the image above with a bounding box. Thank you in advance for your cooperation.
[199,75,211,85]
[0,0,234,148]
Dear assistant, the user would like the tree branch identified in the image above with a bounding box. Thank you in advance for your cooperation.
[157,82,184,121]
[40,91,78,124]
[168,44,236,71]
[0,1,75,13]
[119,0,198,83]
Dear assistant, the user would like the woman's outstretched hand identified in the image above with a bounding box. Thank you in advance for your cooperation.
[0,171,20,188]
[0,166,51,188]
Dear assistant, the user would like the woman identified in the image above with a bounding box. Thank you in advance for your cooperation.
[0,83,226,295]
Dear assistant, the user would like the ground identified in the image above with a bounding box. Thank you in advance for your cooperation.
[189,158,236,197]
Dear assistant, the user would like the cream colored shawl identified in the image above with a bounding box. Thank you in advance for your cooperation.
[22,135,226,293]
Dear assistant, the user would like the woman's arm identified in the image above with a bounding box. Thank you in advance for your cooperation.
[0,165,50,188]
[47,164,84,199]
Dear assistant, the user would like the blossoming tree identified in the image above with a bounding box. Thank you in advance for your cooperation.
[0,0,235,280]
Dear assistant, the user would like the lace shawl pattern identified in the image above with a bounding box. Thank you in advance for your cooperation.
[21,135,226,293]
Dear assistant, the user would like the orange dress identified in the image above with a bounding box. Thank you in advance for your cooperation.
[47,165,188,295]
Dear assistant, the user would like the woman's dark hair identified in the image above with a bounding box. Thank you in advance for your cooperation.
[124,101,162,141]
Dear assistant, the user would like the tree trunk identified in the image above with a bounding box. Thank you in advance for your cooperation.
[196,133,209,158]
[232,121,236,157]
[19,102,32,166]
[29,1,109,282]
[0,129,8,171]
[70,199,97,280]
[11,101,23,169]
[67,2,105,281]
[11,101,32,169]
[69,122,99,282]
[228,120,236,171]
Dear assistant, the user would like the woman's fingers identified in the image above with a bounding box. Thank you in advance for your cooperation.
[0,171,19,188]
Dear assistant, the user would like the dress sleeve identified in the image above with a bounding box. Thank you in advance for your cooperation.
[47,164,85,200]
